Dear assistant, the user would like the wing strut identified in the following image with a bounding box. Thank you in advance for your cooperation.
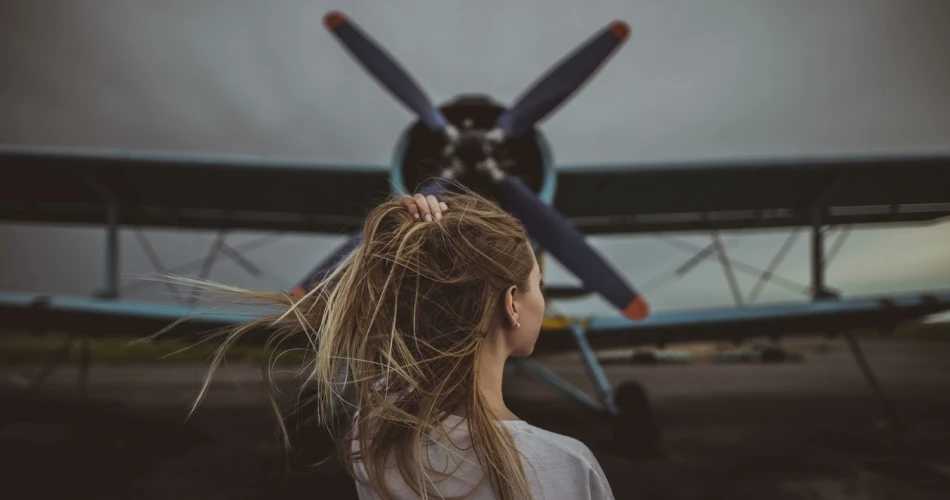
[514,319,664,459]
[711,232,743,307]
[134,229,185,305]
[808,181,898,428]
[101,203,119,300]
[660,236,809,297]
[747,229,800,303]
[514,358,604,414]
[808,179,845,300]
[515,321,620,416]
[825,226,851,269]
[84,174,119,300]
[189,232,227,306]
[845,332,901,431]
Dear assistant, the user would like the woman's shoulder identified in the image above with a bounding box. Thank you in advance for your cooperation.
[503,421,614,499]
[502,420,599,467]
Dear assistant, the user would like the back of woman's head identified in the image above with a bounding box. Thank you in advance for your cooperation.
[317,191,532,391]
[187,189,537,500]
[310,191,535,499]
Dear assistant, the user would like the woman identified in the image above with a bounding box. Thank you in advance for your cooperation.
[189,189,614,500]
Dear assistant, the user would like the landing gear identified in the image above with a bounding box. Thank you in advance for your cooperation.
[518,319,669,460]
[612,381,665,460]
[845,331,902,432]
[516,352,667,461]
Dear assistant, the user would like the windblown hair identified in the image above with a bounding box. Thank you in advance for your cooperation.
[183,190,536,500]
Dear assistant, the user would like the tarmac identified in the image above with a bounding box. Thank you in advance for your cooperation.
[2,339,950,499]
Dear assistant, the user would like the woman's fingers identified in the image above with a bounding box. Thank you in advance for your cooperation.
[401,194,449,221]
[425,195,442,220]
[412,193,431,220]
[400,195,421,219]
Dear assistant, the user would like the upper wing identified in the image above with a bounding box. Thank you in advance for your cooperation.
[535,291,950,353]
[0,145,393,234]
[555,152,950,233]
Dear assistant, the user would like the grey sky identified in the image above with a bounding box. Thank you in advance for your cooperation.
[1,0,949,316]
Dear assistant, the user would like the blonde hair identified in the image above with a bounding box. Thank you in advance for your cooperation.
[183,190,536,500]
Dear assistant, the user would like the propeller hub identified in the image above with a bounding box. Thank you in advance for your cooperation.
[397,95,548,199]
[453,131,491,168]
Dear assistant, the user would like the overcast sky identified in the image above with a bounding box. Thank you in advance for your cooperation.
[1,0,949,317]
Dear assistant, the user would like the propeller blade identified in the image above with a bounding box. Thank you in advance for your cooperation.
[323,11,449,132]
[541,285,592,299]
[292,233,363,296]
[495,20,629,139]
[292,176,456,296]
[493,173,648,320]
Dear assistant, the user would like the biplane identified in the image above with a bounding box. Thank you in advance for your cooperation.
[2,11,949,451]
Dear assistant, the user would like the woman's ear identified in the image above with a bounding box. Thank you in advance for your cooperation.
[503,285,519,327]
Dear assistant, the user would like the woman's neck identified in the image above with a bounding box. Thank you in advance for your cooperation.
[475,338,520,421]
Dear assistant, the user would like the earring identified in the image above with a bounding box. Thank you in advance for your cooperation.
[515,322,521,328]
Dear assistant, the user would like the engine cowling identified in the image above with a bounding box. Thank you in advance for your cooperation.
[390,94,557,205]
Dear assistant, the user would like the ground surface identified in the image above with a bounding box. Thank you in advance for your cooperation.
[2,339,950,499]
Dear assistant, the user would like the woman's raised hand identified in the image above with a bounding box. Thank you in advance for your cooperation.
[400,193,448,222]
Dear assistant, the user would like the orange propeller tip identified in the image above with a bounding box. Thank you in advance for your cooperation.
[623,296,649,321]
[324,11,346,29]
[609,20,630,40]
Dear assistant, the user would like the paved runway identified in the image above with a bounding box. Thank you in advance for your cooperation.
[2,339,950,499]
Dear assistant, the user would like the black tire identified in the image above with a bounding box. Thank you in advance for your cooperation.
[612,381,664,460]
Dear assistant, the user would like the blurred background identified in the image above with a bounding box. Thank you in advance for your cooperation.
[2,1,949,499]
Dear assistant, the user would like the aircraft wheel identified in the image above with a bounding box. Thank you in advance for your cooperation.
[612,380,665,460]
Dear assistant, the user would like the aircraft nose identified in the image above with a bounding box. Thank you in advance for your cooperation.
[454,132,490,166]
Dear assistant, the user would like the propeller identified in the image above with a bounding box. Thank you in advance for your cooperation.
[480,160,648,321]
[493,21,630,140]
[323,11,452,135]
[319,12,648,321]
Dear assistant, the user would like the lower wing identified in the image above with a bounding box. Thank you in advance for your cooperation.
[2,290,948,352]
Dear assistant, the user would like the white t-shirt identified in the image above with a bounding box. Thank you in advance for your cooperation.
[352,414,614,500]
